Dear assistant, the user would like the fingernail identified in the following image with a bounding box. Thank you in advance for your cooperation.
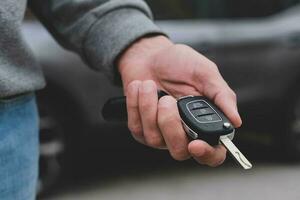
[235,113,243,127]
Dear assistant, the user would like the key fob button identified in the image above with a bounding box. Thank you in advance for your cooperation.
[192,107,215,116]
[196,113,221,123]
[188,101,208,110]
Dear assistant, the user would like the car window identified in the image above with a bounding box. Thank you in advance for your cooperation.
[146,0,300,20]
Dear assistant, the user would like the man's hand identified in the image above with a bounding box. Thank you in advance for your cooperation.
[118,36,242,167]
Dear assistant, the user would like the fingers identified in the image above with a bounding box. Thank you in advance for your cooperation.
[126,80,144,143]
[127,80,165,148]
[188,140,227,167]
[138,80,166,148]
[158,96,190,161]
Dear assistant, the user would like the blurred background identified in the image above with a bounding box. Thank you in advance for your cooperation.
[23,0,300,199]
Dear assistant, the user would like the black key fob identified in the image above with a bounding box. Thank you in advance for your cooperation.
[177,96,235,146]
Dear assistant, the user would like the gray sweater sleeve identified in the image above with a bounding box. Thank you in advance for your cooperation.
[28,0,165,82]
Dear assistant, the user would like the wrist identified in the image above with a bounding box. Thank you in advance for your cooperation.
[117,35,173,78]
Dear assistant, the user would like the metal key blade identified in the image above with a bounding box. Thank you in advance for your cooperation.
[220,136,252,170]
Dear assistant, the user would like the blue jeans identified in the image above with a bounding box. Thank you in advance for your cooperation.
[0,93,38,200]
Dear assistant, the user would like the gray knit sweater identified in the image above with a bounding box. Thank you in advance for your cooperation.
[0,0,163,98]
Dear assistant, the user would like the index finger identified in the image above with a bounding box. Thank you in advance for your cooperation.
[203,81,242,128]
[192,59,242,127]
[193,65,242,128]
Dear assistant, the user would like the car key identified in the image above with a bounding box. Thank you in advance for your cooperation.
[177,95,252,170]
[102,91,252,169]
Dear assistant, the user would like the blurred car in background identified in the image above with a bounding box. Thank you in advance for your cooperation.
[22,1,300,195]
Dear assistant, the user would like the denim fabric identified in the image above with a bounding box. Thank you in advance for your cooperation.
[0,93,39,200]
